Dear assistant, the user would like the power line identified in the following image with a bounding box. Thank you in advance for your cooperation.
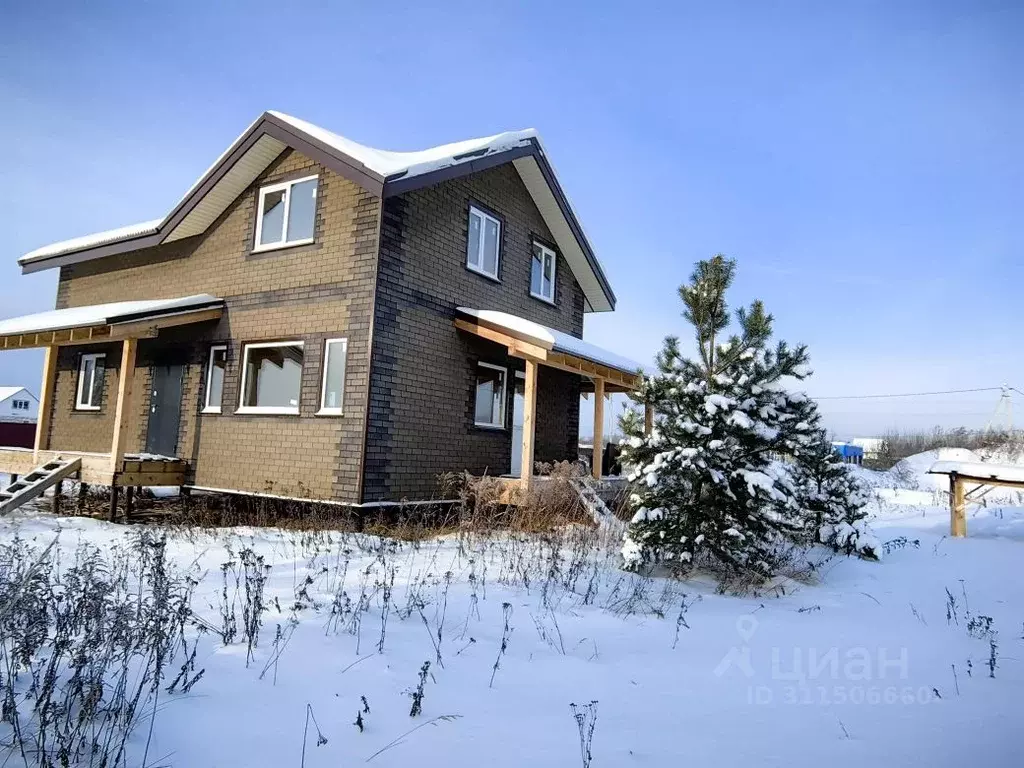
[811,386,1005,401]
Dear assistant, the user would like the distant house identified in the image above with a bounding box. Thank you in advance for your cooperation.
[831,441,864,465]
[0,387,39,449]
[0,111,643,505]
[851,437,883,460]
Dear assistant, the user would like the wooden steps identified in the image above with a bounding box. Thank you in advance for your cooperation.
[0,456,82,515]
[571,477,625,534]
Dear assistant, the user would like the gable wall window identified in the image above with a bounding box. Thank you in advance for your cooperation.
[203,345,228,413]
[474,362,507,428]
[530,242,557,304]
[75,353,106,411]
[237,341,304,415]
[254,175,318,252]
[318,338,348,415]
[466,205,501,280]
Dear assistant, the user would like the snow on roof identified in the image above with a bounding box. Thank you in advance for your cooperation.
[928,460,1024,484]
[456,307,642,375]
[0,386,28,402]
[269,112,537,181]
[19,114,537,267]
[20,219,162,265]
[0,294,222,336]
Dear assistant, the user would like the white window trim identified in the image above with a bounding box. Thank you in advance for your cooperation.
[202,345,228,414]
[317,337,348,416]
[530,242,558,304]
[236,340,304,415]
[466,205,501,280]
[474,361,507,429]
[252,174,318,253]
[75,353,105,411]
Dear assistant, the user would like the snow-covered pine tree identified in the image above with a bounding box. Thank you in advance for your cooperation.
[789,433,879,559]
[619,255,822,579]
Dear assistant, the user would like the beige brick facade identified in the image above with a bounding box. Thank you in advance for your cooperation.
[48,149,382,502]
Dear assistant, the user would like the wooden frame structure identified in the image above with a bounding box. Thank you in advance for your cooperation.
[456,314,652,487]
[927,465,1024,537]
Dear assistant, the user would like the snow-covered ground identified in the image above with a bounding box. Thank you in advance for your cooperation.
[0,456,1021,767]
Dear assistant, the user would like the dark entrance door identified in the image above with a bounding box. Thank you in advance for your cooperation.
[145,362,184,457]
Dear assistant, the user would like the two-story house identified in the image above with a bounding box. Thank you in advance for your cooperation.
[0,112,641,510]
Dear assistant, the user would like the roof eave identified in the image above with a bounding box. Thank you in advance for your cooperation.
[383,139,616,313]
[18,112,389,276]
[17,121,618,314]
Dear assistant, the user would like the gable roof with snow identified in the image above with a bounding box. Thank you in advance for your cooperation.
[18,112,616,312]
[0,386,35,405]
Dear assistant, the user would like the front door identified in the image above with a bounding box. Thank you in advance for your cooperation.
[510,372,525,475]
[145,362,184,457]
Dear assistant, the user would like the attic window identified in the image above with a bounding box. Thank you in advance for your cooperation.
[254,175,318,252]
[466,206,501,280]
[530,243,557,304]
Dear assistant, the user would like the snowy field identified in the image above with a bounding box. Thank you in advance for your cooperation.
[0,458,1022,767]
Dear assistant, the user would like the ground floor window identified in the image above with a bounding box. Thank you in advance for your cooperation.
[75,352,105,410]
[238,341,304,414]
[474,362,507,428]
[318,338,347,415]
[203,345,227,413]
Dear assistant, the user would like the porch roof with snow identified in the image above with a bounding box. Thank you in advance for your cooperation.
[0,294,224,350]
[454,307,642,391]
[17,112,617,312]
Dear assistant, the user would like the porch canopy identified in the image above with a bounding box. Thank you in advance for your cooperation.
[0,294,223,481]
[455,307,645,483]
[0,294,224,350]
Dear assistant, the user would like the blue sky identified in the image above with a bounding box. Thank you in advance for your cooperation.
[0,0,1020,436]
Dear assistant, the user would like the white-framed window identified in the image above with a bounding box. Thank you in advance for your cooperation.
[75,353,105,411]
[318,338,348,415]
[203,345,227,413]
[237,341,304,415]
[530,242,557,303]
[474,362,507,428]
[466,205,501,280]
[253,175,318,252]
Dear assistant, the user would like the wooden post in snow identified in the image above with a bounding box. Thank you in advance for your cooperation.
[109,338,138,473]
[950,473,967,537]
[34,345,57,461]
[108,485,119,523]
[520,360,538,490]
[592,378,605,480]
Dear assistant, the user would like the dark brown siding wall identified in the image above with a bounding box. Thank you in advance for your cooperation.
[365,164,584,501]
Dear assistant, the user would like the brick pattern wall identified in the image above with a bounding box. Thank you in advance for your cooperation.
[51,149,381,501]
[365,164,585,501]
[47,343,123,453]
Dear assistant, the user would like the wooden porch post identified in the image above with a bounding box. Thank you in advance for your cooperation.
[109,338,138,473]
[33,345,57,461]
[592,378,605,480]
[644,403,654,436]
[520,359,538,490]
[950,473,967,538]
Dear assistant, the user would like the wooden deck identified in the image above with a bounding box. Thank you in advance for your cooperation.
[0,448,186,488]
